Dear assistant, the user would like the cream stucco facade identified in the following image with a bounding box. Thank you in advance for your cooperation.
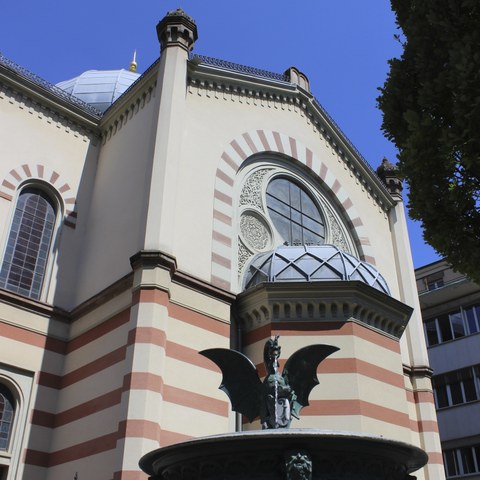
[0,9,443,480]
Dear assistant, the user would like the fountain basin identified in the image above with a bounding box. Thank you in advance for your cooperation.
[139,429,428,479]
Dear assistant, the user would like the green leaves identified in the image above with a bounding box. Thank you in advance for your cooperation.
[378,0,480,281]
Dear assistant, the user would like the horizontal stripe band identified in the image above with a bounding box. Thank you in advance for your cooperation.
[243,321,399,353]
[24,425,191,467]
[32,375,225,429]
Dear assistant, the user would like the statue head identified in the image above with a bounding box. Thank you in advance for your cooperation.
[285,451,312,480]
[263,336,281,374]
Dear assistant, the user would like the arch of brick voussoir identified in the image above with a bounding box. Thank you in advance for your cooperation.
[211,129,375,291]
[0,164,77,228]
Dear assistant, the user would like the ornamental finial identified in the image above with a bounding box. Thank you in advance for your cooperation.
[129,50,137,73]
[376,157,403,199]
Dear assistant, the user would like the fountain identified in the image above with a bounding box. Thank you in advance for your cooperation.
[139,337,428,480]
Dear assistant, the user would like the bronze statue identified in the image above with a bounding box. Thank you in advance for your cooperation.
[200,337,338,429]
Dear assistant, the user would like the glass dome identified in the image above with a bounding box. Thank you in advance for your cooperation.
[243,244,391,295]
[56,69,140,113]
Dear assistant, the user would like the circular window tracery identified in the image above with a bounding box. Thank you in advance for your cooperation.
[234,161,358,288]
[266,178,325,246]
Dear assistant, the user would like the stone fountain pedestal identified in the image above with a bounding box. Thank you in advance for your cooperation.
[139,429,428,480]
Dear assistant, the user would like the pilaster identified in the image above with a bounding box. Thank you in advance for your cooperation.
[113,253,171,479]
[377,159,444,479]
[377,159,429,367]
[143,10,198,253]
[113,249,234,478]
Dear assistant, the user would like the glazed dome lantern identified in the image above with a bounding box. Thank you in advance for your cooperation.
[238,245,412,339]
[243,244,391,295]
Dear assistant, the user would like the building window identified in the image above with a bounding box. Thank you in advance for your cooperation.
[433,365,480,409]
[464,305,480,335]
[444,444,480,477]
[423,271,445,291]
[0,187,56,300]
[236,162,357,286]
[424,303,480,346]
[266,178,325,246]
[0,385,14,451]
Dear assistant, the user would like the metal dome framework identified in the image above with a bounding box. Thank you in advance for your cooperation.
[243,245,391,296]
[237,246,412,339]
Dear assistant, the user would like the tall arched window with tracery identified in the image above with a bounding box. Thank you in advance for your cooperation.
[0,187,57,300]
[0,384,14,451]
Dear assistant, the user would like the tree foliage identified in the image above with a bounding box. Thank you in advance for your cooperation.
[378,0,480,281]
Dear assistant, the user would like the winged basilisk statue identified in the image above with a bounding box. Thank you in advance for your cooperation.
[200,337,339,429]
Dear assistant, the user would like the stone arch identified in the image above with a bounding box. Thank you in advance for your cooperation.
[0,164,77,228]
[211,130,375,291]
[0,369,32,479]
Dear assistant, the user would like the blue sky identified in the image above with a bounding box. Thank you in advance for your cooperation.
[0,1,440,268]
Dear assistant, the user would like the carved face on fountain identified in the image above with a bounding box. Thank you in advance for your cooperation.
[285,451,313,480]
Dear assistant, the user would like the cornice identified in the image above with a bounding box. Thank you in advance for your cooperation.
[403,364,434,378]
[0,61,100,136]
[130,249,177,275]
[130,250,236,304]
[235,280,413,339]
[70,273,133,320]
[99,58,160,143]
[0,287,69,322]
[188,60,395,212]
[0,248,234,332]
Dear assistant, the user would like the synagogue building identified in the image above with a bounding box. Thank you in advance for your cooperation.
[0,10,443,480]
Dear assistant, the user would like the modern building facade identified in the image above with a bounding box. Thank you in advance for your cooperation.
[0,9,443,480]
[416,261,480,479]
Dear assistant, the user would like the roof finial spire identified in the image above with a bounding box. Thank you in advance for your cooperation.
[129,50,137,73]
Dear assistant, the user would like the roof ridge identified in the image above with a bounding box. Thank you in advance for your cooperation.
[0,51,103,117]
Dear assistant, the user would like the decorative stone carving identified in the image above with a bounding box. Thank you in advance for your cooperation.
[238,239,253,277]
[236,167,360,289]
[239,169,272,209]
[240,212,272,251]
[326,210,350,252]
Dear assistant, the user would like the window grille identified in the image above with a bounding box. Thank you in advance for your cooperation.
[266,178,325,246]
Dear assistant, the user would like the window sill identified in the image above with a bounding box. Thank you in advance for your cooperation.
[436,398,480,411]
[428,330,480,349]
[0,451,11,466]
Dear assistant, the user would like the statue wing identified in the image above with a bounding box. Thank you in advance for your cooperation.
[199,348,262,422]
[283,344,339,417]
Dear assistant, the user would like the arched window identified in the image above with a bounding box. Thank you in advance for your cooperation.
[0,187,57,300]
[0,385,14,451]
[266,178,325,246]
